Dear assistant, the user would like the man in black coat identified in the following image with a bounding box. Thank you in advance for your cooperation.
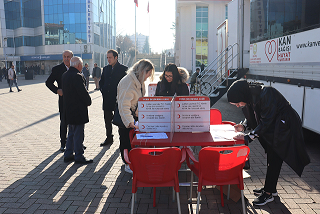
[99,49,127,146]
[45,50,73,152]
[62,56,92,164]
[227,80,310,206]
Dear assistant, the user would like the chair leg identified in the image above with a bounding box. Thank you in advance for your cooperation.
[241,190,246,214]
[196,192,201,214]
[220,185,224,207]
[131,193,135,214]
[189,171,193,203]
[176,192,181,214]
[135,192,137,203]
[153,187,156,207]
[172,187,176,202]
[227,184,230,200]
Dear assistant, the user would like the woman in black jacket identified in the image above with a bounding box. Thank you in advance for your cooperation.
[227,80,310,206]
[155,63,189,96]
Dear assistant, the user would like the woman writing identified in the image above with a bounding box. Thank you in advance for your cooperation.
[117,59,155,173]
[227,80,310,206]
[155,63,189,96]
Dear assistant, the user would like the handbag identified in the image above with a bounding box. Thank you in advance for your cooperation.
[112,103,126,128]
[112,103,139,128]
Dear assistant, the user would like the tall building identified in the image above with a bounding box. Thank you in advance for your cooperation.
[175,0,231,72]
[0,0,116,74]
[129,33,148,54]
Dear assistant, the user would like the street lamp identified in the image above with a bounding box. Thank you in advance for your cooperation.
[191,37,194,74]
[3,37,7,68]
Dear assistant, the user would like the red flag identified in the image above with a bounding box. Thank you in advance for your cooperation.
[134,0,138,7]
[147,1,149,13]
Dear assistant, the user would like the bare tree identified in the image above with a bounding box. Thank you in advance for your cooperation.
[116,35,134,54]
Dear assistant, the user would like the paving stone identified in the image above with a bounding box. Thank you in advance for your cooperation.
[0,75,319,213]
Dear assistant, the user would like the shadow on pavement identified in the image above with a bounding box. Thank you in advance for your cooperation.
[0,112,60,139]
[0,145,118,213]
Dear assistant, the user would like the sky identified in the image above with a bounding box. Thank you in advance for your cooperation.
[116,0,175,54]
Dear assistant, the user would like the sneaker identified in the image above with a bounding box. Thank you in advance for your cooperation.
[124,164,133,174]
[18,89,22,92]
[253,188,278,196]
[253,191,274,206]
[59,147,65,152]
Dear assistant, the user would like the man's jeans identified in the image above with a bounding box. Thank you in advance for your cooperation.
[64,124,85,161]
[9,79,19,91]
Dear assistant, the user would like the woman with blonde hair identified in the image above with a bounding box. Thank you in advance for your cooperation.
[117,59,155,173]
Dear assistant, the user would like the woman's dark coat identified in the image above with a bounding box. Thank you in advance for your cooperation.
[228,81,310,177]
[155,81,189,96]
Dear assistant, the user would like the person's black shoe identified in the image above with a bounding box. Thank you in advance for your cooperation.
[253,188,278,196]
[18,89,22,92]
[83,145,87,150]
[60,147,65,152]
[75,158,93,164]
[9,90,13,92]
[243,159,250,170]
[100,137,113,146]
[64,155,74,163]
[253,191,274,206]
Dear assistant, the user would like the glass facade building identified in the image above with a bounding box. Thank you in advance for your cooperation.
[1,0,116,73]
[196,6,208,67]
[250,0,320,43]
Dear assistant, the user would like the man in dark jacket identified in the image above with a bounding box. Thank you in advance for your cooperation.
[227,80,310,206]
[62,56,92,164]
[46,50,73,152]
[99,49,127,146]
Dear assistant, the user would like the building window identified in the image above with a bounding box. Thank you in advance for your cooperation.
[250,0,320,43]
[196,6,208,67]
[225,4,228,20]
[44,0,87,45]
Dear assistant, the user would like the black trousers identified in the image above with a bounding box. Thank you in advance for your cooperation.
[104,110,113,137]
[118,127,132,164]
[59,111,67,148]
[264,145,283,193]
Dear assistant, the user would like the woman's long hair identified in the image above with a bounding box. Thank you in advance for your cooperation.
[159,63,180,84]
[128,59,155,83]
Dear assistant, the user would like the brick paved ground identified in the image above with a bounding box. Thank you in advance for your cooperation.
[0,74,319,214]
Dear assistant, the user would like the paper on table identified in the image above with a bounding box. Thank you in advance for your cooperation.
[210,124,238,141]
[136,133,168,139]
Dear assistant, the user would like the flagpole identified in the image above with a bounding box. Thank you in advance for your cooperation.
[148,2,150,55]
[135,4,137,63]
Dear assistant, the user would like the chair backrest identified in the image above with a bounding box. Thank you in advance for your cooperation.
[210,108,222,125]
[129,147,182,185]
[198,146,250,188]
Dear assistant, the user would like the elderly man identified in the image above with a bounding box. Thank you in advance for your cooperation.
[46,50,73,152]
[62,57,92,164]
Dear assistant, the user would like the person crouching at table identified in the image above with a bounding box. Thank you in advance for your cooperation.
[117,59,155,174]
[227,79,310,206]
[155,63,189,96]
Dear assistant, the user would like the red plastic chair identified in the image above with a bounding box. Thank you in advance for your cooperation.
[129,129,137,148]
[186,146,250,214]
[210,108,222,125]
[124,147,186,214]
